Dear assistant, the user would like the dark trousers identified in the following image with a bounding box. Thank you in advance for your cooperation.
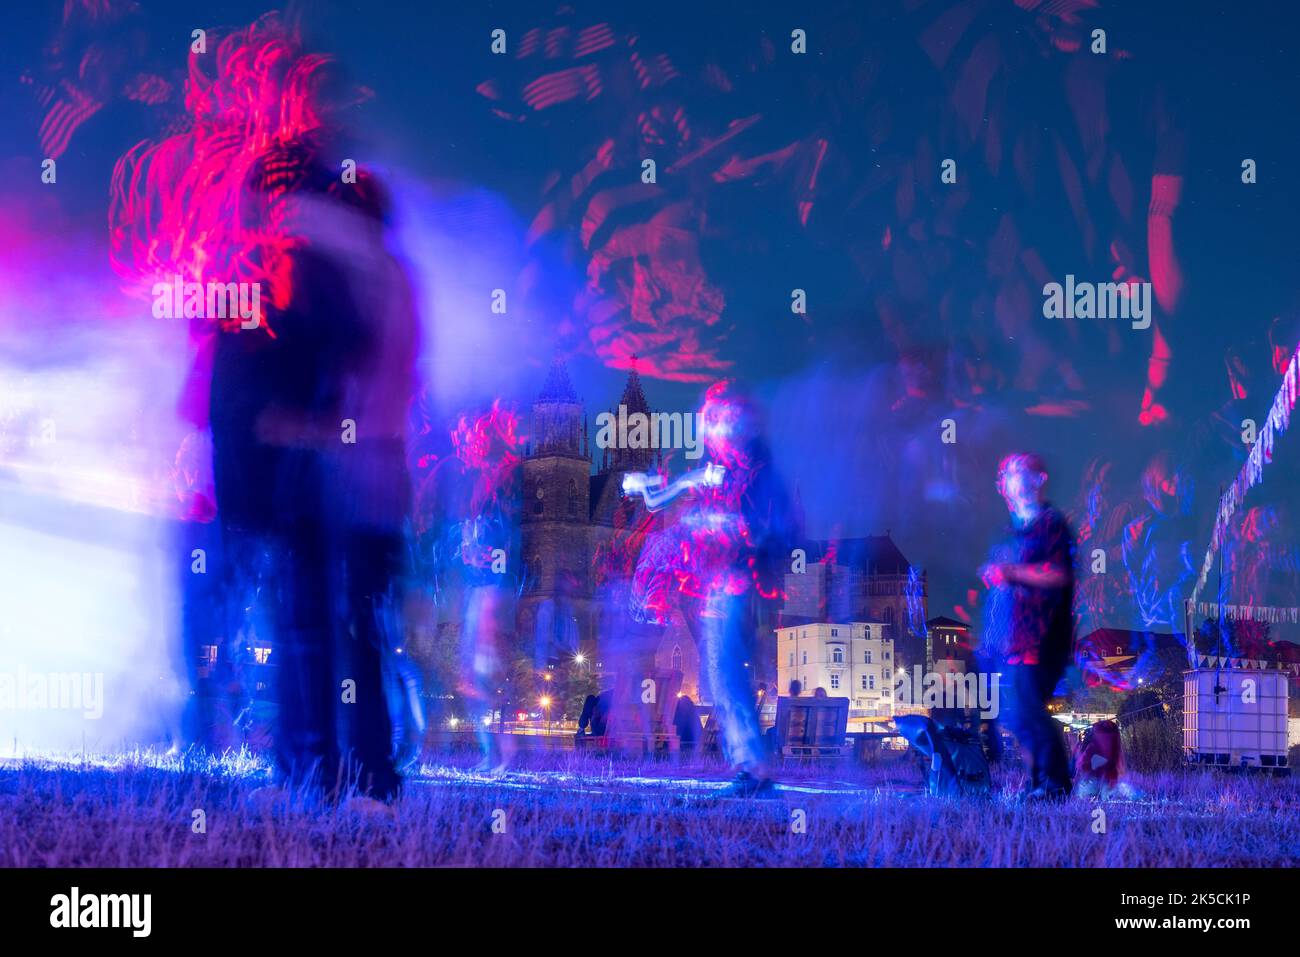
[337,528,403,799]
[1004,661,1071,793]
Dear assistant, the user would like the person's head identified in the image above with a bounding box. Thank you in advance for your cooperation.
[788,679,803,697]
[699,380,763,469]
[813,686,828,698]
[996,452,1048,522]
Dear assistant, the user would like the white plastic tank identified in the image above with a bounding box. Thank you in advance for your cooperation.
[1183,666,1289,769]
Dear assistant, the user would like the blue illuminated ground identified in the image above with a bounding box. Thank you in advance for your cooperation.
[0,750,1296,867]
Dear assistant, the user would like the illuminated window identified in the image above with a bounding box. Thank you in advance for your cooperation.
[253,646,272,665]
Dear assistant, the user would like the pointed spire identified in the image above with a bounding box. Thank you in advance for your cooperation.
[530,353,587,460]
[537,354,579,404]
[617,356,650,416]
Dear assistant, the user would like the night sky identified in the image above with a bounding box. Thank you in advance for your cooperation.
[5,0,1300,636]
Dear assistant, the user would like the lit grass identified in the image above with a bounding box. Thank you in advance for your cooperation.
[0,748,1295,866]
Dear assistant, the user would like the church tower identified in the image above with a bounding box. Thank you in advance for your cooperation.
[599,361,663,474]
[519,358,595,660]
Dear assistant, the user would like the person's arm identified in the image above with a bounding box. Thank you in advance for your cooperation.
[981,514,1073,589]
[1000,560,1070,589]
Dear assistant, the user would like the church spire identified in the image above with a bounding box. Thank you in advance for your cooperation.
[537,354,579,404]
[600,356,661,473]
[617,356,651,417]
[530,354,586,460]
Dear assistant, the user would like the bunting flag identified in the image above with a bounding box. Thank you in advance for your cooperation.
[1195,654,1298,673]
[1196,602,1300,624]
[1189,341,1300,610]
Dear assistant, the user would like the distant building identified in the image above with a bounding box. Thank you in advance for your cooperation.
[927,615,975,673]
[1077,628,1185,680]
[780,535,928,672]
[775,621,894,717]
[517,358,702,700]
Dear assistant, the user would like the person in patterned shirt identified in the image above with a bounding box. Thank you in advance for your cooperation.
[980,453,1076,801]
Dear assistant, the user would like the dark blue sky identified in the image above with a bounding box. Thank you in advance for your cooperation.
[7,0,1300,631]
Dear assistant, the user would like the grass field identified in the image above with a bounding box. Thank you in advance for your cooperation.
[0,748,1296,867]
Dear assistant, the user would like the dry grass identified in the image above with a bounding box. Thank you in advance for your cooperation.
[0,747,1296,867]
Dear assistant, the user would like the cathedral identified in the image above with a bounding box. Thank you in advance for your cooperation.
[515,357,929,704]
[517,358,704,701]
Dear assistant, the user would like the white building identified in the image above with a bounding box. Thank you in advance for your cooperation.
[775,622,894,718]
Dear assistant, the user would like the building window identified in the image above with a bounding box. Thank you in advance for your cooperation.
[830,628,838,637]
[832,648,843,663]
[864,650,872,664]
[884,651,890,660]
[801,651,807,665]
[788,653,794,667]
[861,674,868,690]
[868,675,875,690]
[671,645,683,672]
[830,674,840,690]
[884,669,890,680]
[567,479,579,519]
[533,484,544,516]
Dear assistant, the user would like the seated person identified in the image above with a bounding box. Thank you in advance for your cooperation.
[575,689,612,738]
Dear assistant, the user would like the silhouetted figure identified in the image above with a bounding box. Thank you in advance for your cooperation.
[576,690,613,738]
[211,149,408,801]
[674,695,701,751]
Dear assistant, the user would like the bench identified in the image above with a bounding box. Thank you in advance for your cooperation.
[774,696,850,762]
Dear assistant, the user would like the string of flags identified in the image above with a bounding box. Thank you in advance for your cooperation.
[1189,340,1300,609]
[1194,654,1300,674]
[1196,602,1300,624]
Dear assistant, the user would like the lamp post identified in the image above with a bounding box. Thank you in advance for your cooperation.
[539,695,552,746]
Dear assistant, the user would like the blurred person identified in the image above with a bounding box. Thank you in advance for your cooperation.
[979,453,1076,801]
[576,688,613,739]
[673,694,701,751]
[689,383,799,796]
